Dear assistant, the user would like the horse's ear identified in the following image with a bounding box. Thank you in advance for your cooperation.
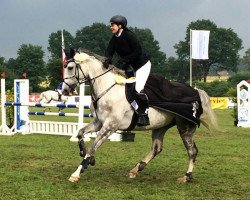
[69,48,75,58]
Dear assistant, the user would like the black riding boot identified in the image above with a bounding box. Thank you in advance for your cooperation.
[58,94,62,101]
[134,92,150,126]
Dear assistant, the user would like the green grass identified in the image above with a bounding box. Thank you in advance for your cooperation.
[0,110,250,200]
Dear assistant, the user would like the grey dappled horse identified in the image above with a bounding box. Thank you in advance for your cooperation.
[62,49,217,183]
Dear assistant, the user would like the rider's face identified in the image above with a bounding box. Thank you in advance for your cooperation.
[110,23,121,34]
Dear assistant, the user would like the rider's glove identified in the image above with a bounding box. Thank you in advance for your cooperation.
[103,58,111,69]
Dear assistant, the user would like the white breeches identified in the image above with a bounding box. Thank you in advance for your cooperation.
[57,89,62,95]
[135,61,151,93]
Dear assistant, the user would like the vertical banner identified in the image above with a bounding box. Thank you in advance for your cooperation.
[189,29,210,86]
[62,29,66,79]
[191,30,210,59]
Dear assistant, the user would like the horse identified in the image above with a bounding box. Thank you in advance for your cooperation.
[62,49,217,183]
[35,90,69,104]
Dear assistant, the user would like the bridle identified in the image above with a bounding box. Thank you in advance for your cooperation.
[63,58,116,109]
[63,59,85,91]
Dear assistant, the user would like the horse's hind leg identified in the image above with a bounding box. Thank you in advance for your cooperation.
[128,126,169,178]
[176,118,197,183]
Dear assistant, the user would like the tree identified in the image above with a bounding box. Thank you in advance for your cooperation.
[228,71,250,86]
[48,30,74,59]
[0,56,4,65]
[174,19,243,82]
[0,58,18,90]
[74,23,112,55]
[241,48,250,70]
[165,56,189,82]
[130,27,167,74]
[46,58,63,89]
[16,44,46,92]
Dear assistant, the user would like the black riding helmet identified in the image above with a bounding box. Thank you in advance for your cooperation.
[110,15,127,28]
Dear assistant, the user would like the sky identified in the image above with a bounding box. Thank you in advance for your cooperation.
[1,0,250,61]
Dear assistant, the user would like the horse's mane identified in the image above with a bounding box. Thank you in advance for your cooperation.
[78,48,125,77]
[78,48,106,62]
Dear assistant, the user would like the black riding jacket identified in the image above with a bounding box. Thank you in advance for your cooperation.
[105,29,150,71]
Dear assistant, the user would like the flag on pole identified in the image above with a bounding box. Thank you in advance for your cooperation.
[1,71,6,78]
[191,30,210,59]
[62,29,66,79]
[22,72,27,78]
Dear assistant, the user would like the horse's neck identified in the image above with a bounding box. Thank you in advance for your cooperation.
[88,65,117,98]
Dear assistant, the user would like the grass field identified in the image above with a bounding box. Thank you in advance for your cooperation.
[0,109,249,200]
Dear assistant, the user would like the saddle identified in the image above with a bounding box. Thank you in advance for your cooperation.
[116,74,203,130]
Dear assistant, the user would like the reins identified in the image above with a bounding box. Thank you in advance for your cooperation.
[64,59,117,112]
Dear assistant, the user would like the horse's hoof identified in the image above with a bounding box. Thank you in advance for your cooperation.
[68,176,80,182]
[127,172,137,178]
[177,172,193,183]
[177,175,192,183]
[177,176,188,183]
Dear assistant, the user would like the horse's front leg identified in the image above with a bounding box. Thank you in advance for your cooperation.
[68,122,117,182]
[77,118,102,157]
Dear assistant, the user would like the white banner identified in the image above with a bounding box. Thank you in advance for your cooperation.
[191,30,210,59]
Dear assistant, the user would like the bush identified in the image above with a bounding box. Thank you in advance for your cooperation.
[195,80,231,97]
[5,89,14,128]
[228,71,250,86]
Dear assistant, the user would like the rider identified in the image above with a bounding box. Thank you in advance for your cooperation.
[57,82,63,101]
[105,15,151,126]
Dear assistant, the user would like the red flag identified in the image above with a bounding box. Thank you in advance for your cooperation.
[1,71,6,78]
[62,29,66,79]
[22,72,27,78]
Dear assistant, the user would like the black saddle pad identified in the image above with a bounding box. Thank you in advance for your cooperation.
[125,74,203,127]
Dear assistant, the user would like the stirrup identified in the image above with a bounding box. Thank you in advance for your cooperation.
[137,114,150,126]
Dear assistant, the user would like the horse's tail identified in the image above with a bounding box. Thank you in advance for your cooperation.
[197,89,218,130]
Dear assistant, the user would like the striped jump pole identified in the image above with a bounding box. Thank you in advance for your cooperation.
[28,111,93,117]
[4,102,90,109]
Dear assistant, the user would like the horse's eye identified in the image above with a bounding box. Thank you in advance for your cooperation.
[68,67,73,70]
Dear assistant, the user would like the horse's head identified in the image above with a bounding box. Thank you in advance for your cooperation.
[63,48,117,95]
[62,49,95,95]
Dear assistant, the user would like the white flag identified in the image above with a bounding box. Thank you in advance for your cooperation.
[191,30,210,59]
